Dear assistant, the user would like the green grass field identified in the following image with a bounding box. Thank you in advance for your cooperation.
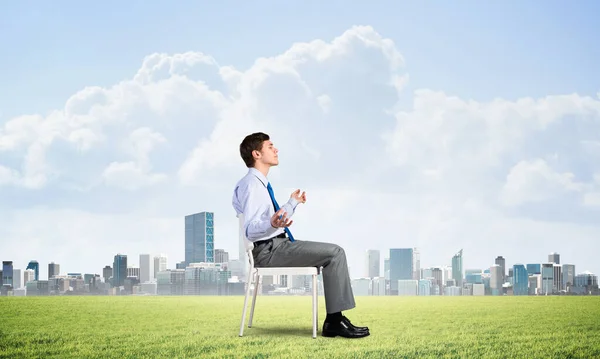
[1,296,599,358]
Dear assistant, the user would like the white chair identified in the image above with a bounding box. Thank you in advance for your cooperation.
[238,214,320,339]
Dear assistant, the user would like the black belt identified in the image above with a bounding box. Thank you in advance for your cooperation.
[254,232,286,246]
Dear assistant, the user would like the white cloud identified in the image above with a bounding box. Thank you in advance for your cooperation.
[500,159,583,206]
[0,164,19,185]
[1,25,600,279]
[316,94,331,114]
[583,192,600,207]
[102,161,167,190]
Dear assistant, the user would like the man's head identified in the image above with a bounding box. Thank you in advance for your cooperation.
[239,132,279,168]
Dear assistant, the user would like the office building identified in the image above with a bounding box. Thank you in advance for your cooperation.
[12,269,22,289]
[23,269,35,285]
[575,271,598,292]
[562,264,575,290]
[389,248,413,295]
[397,280,418,296]
[527,263,541,275]
[553,264,563,293]
[2,261,13,287]
[495,256,506,284]
[154,254,167,279]
[542,263,554,295]
[185,212,214,265]
[214,249,229,264]
[127,266,140,279]
[26,260,39,281]
[413,248,420,280]
[452,249,463,287]
[384,258,390,281]
[548,252,560,264]
[113,254,127,287]
[103,266,112,281]
[365,250,380,278]
[490,265,502,296]
[513,264,528,295]
[529,274,541,295]
[139,254,153,283]
[48,262,60,279]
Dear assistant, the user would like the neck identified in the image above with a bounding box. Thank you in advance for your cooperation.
[253,163,270,178]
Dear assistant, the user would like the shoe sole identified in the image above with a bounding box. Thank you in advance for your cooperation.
[321,330,370,338]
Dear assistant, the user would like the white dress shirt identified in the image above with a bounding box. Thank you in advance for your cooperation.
[232,168,299,242]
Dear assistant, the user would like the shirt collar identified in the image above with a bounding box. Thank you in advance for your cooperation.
[249,167,268,187]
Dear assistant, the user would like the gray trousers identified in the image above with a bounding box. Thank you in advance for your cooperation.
[252,237,356,314]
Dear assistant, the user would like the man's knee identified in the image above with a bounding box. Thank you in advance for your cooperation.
[327,243,345,258]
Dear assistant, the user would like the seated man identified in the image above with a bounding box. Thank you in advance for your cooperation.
[232,132,370,339]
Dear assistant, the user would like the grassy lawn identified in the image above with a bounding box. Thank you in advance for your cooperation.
[1,295,599,358]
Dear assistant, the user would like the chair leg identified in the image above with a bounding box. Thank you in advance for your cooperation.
[248,271,260,328]
[239,268,254,337]
[312,273,318,339]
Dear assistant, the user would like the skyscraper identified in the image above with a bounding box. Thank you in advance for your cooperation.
[527,263,541,275]
[48,262,60,279]
[139,254,153,283]
[26,260,39,281]
[113,254,127,287]
[366,250,380,278]
[495,256,506,283]
[452,249,463,287]
[542,263,554,295]
[185,212,214,265]
[513,264,528,295]
[103,266,112,281]
[13,269,22,289]
[389,248,413,295]
[23,269,35,285]
[548,252,560,264]
[2,261,13,287]
[553,264,563,293]
[490,264,502,296]
[214,249,229,263]
[562,264,576,289]
[154,254,167,279]
[413,248,420,280]
[384,258,390,280]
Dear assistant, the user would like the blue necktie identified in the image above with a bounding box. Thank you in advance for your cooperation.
[266,182,295,242]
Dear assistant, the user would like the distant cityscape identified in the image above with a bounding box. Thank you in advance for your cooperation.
[1,211,599,297]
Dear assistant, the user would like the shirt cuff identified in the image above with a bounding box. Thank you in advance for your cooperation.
[287,197,300,209]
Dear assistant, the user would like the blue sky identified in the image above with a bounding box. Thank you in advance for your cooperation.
[2,1,600,120]
[1,1,600,281]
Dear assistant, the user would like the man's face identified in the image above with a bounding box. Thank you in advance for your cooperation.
[255,140,279,166]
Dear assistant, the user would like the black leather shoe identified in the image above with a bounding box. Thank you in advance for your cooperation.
[342,316,369,332]
[322,319,370,338]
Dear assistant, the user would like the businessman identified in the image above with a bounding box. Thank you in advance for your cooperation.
[232,132,369,339]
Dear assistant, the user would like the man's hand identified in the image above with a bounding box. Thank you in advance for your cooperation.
[291,189,307,204]
[271,208,293,228]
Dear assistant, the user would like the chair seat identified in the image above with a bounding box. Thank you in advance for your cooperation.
[254,266,319,276]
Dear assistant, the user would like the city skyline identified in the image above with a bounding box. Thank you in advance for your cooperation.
[4,245,597,298]
[2,242,594,285]
[2,3,600,281]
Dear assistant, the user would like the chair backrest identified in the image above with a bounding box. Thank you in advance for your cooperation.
[237,213,255,268]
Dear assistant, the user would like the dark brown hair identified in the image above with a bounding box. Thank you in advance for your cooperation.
[239,132,270,167]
